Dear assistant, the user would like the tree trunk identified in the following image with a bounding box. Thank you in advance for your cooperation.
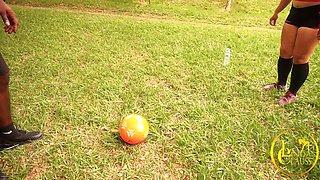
[139,0,151,5]
[225,0,232,12]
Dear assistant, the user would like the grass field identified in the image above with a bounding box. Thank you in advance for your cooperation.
[0,0,319,179]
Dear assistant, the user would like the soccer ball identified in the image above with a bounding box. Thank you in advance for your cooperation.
[119,114,149,145]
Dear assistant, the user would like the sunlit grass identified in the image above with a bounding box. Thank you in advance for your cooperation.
[0,1,319,179]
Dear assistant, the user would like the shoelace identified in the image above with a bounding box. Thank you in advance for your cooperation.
[275,83,286,89]
[17,130,27,133]
[283,92,295,100]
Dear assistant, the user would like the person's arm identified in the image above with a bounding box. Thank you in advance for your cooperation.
[317,29,320,40]
[270,0,292,26]
[0,0,18,33]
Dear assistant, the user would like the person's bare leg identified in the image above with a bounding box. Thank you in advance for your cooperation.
[279,27,319,105]
[280,23,298,58]
[264,23,297,90]
[277,23,298,86]
[0,72,13,128]
[0,57,42,149]
[292,27,319,65]
[290,27,318,93]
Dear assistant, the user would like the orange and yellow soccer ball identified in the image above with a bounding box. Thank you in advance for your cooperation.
[119,114,149,145]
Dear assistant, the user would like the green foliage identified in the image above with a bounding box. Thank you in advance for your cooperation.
[0,1,319,179]
[7,0,286,28]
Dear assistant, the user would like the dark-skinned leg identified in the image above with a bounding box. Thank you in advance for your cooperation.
[0,72,13,128]
[0,170,8,180]
[0,55,42,149]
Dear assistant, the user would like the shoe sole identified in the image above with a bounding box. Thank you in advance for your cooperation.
[263,84,287,91]
[264,87,287,91]
[0,143,19,151]
[0,175,9,180]
[278,98,297,105]
[0,133,43,149]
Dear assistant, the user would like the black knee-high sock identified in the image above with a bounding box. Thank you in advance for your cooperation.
[277,57,293,86]
[0,123,19,138]
[289,63,309,95]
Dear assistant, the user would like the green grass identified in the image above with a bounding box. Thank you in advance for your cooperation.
[8,0,284,28]
[0,0,319,179]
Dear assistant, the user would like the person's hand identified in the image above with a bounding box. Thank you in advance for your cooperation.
[0,1,18,33]
[269,13,278,26]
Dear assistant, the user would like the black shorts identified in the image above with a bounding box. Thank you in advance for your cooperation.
[0,54,9,76]
[285,5,320,29]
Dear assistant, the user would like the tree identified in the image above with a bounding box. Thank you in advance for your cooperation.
[225,0,232,12]
[138,0,151,5]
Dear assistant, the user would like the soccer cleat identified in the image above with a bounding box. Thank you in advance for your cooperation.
[278,91,297,105]
[0,129,42,145]
[263,82,287,91]
[0,140,19,151]
[0,170,8,180]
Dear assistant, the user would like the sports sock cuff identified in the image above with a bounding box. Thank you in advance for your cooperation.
[0,123,18,134]
[0,123,14,131]
[277,57,293,86]
[279,57,293,61]
[288,63,309,95]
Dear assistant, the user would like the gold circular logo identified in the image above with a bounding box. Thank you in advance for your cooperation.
[270,130,319,176]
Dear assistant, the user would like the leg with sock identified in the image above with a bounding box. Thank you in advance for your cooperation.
[289,63,309,95]
[0,54,42,151]
[264,57,293,90]
[264,22,298,91]
[0,170,8,180]
[278,63,309,105]
[278,26,319,105]
[277,57,293,86]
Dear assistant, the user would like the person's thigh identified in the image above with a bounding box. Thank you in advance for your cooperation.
[0,54,9,76]
[280,23,298,58]
[293,27,319,64]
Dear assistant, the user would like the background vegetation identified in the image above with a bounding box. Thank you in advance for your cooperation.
[0,0,319,179]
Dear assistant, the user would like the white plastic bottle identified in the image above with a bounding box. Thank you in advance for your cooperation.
[223,48,231,66]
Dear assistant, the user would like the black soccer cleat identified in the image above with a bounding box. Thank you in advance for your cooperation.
[0,140,19,151]
[0,170,8,180]
[0,129,43,145]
